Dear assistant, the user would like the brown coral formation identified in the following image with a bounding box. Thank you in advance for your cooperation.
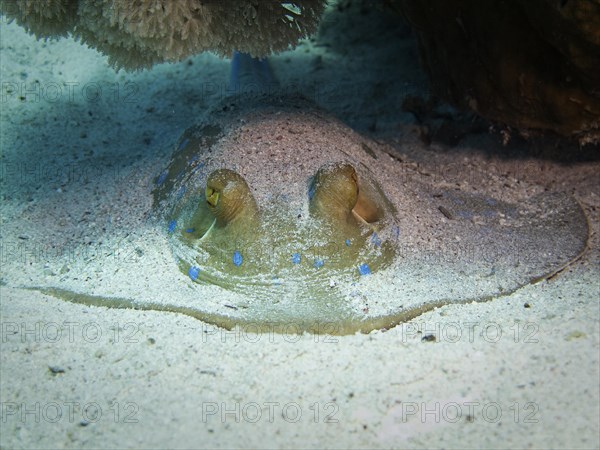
[392,0,600,144]
[0,0,78,36]
[1,0,326,70]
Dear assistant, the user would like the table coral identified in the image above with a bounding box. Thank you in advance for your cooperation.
[0,0,326,69]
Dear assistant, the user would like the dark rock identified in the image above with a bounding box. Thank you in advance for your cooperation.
[392,0,600,145]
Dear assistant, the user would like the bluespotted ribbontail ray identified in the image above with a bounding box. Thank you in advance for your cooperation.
[7,96,589,335]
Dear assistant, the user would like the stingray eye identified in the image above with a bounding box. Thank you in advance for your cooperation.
[206,187,220,207]
[309,163,360,222]
[204,169,258,226]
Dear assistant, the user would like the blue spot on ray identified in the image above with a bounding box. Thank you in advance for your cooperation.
[188,266,200,280]
[185,228,195,233]
[345,239,351,247]
[291,253,301,264]
[358,264,371,276]
[314,259,324,269]
[156,170,168,186]
[233,251,243,267]
[175,186,186,200]
[308,181,316,200]
[370,232,382,247]
[168,220,177,233]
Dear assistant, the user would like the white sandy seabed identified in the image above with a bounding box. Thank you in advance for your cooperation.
[1,3,599,449]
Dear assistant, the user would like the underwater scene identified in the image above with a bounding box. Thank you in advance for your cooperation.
[1,1,598,449]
